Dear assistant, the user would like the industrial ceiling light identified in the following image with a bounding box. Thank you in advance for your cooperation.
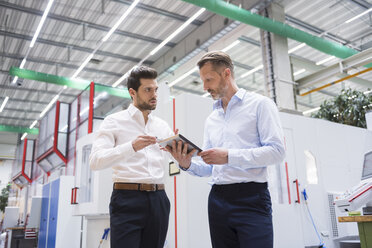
[20,58,27,69]
[345,8,372,24]
[112,8,205,87]
[316,56,336,65]
[293,68,306,76]
[77,1,140,82]
[102,0,140,42]
[39,94,59,118]
[240,65,263,78]
[72,53,94,78]
[168,67,198,87]
[29,120,38,129]
[11,76,18,85]
[0,96,9,112]
[30,0,55,48]
[222,40,240,52]
[149,8,206,56]
[21,132,28,140]
[288,43,306,54]
[12,0,55,85]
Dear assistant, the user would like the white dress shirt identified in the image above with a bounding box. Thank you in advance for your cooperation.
[188,89,285,185]
[89,104,173,184]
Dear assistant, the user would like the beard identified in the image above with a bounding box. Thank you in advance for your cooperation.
[208,77,228,100]
[136,96,157,111]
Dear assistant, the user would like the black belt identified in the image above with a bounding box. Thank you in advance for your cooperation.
[113,183,164,191]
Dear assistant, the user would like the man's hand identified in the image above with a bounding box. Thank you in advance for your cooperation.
[165,140,196,170]
[132,135,157,152]
[199,148,228,165]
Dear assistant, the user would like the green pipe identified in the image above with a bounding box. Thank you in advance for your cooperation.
[0,125,38,134]
[183,0,370,65]
[9,67,131,99]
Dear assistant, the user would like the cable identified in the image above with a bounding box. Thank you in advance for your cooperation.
[98,228,110,248]
[302,189,326,248]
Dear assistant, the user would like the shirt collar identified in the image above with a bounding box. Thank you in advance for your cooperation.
[128,104,153,120]
[212,88,246,110]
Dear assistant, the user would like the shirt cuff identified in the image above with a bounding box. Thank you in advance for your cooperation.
[228,149,241,167]
[179,162,191,171]
[116,141,136,158]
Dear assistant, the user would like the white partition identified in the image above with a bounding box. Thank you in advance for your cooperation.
[73,133,112,216]
[154,92,213,248]
[155,92,372,248]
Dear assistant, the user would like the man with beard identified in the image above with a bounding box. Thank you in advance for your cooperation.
[90,66,173,248]
[166,51,285,248]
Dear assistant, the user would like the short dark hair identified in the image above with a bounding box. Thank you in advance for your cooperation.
[127,66,157,92]
[197,51,234,77]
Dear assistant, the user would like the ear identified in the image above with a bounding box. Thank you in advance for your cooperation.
[128,88,136,98]
[224,68,231,79]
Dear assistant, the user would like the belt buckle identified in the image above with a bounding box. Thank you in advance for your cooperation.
[140,184,156,191]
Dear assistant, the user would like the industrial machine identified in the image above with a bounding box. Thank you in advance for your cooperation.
[334,151,372,215]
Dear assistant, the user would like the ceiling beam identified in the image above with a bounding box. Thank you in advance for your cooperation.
[0,116,35,122]
[0,84,77,98]
[285,15,353,47]
[0,1,176,48]
[347,0,371,9]
[153,14,238,74]
[0,52,122,77]
[2,107,40,114]
[0,96,49,105]
[291,55,371,88]
[112,0,203,26]
[0,30,154,64]
[295,47,372,88]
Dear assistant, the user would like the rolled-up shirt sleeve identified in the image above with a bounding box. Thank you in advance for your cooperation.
[227,98,285,169]
[89,117,136,170]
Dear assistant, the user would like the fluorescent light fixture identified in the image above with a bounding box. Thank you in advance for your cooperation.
[112,73,127,88]
[102,0,140,42]
[288,43,306,54]
[293,68,306,76]
[112,66,136,87]
[21,133,28,141]
[40,94,59,118]
[72,53,94,78]
[316,56,336,65]
[302,107,320,115]
[20,58,27,69]
[30,0,55,48]
[0,96,9,112]
[149,8,205,56]
[168,67,198,87]
[345,8,372,24]
[11,76,19,85]
[222,40,240,52]
[29,120,38,129]
[240,65,263,78]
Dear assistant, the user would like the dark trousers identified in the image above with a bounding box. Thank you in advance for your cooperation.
[109,189,170,248]
[208,182,273,248]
